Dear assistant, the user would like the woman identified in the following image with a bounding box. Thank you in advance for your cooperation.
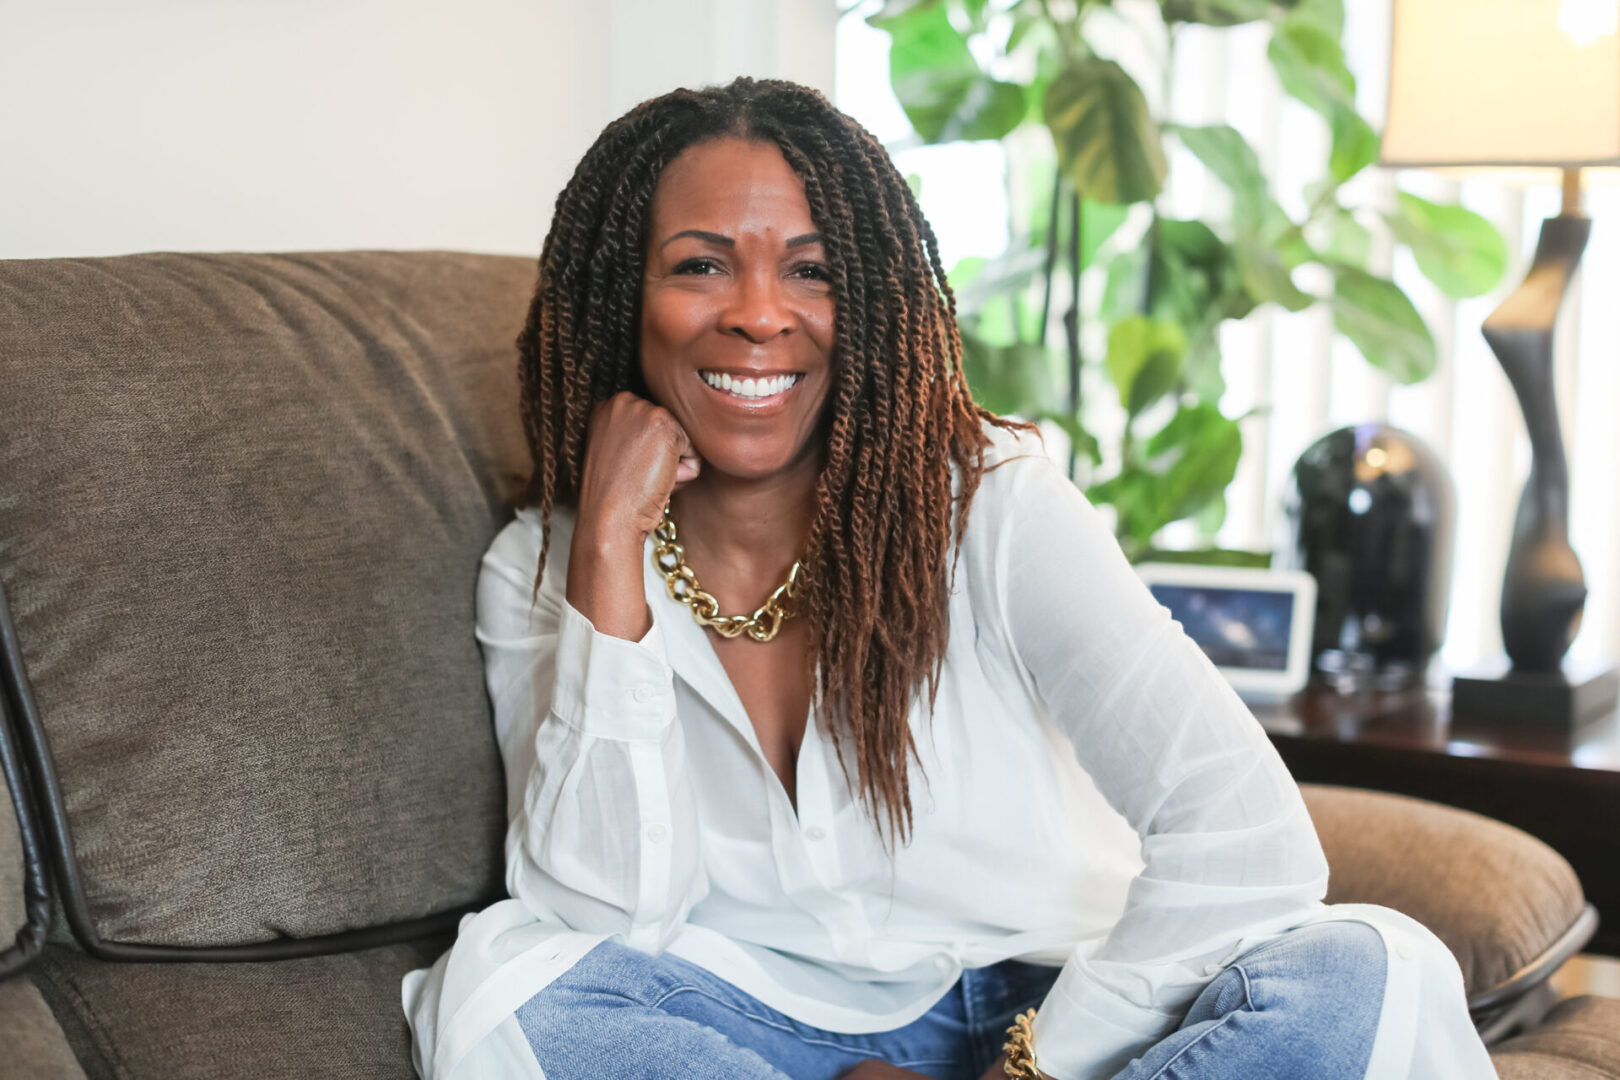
[403,78,1494,1080]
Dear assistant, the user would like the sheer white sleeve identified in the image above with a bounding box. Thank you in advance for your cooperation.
[983,450,1328,1080]
[475,512,707,954]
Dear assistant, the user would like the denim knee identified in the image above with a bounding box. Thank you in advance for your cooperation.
[1234,921,1386,1057]
[520,939,693,1021]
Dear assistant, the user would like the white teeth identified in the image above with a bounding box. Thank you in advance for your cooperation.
[700,371,800,398]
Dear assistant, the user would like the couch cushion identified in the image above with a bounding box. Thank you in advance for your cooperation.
[1302,784,1587,997]
[0,252,534,948]
[2,741,26,954]
[1490,995,1620,1079]
[0,975,88,1080]
[1,698,49,975]
[29,935,449,1079]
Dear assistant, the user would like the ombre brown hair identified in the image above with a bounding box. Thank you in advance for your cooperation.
[515,77,1029,843]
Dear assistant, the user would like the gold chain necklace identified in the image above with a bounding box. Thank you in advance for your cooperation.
[651,505,802,643]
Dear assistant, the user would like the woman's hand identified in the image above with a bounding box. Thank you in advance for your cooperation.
[566,391,702,640]
[575,391,702,544]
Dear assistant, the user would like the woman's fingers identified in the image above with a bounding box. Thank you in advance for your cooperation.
[673,449,702,487]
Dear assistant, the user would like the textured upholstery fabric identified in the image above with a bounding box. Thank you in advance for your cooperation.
[0,976,88,1080]
[29,935,448,1080]
[1302,784,1586,996]
[2,759,23,950]
[1491,995,1620,1079]
[0,252,534,946]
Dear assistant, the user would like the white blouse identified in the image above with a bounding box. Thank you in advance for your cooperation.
[403,423,1496,1080]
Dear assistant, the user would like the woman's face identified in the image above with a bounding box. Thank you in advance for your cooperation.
[639,137,836,483]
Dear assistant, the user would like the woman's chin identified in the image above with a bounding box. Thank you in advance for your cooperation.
[690,441,815,484]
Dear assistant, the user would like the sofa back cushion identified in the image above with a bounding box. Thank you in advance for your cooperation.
[0,251,535,947]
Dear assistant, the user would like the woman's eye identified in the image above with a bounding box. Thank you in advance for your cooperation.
[791,263,832,282]
[673,258,722,275]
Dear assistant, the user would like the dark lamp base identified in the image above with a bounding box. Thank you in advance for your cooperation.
[1452,656,1619,730]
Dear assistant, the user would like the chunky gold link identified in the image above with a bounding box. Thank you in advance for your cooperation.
[1002,1008,1041,1079]
[650,505,801,642]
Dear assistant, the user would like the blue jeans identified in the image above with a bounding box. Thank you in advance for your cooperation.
[516,922,1386,1079]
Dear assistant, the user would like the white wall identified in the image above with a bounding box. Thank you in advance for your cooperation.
[0,0,837,259]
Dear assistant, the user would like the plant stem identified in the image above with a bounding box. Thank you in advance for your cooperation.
[1038,171,1063,344]
[1065,191,1082,415]
[1140,213,1160,315]
[1064,189,1083,478]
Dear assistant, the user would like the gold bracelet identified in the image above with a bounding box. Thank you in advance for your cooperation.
[1003,1007,1041,1079]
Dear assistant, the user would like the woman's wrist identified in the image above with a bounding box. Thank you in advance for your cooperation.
[566,523,652,641]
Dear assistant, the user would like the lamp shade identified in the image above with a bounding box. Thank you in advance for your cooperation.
[1383,0,1620,168]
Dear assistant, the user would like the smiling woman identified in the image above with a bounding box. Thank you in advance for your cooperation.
[401,78,1495,1080]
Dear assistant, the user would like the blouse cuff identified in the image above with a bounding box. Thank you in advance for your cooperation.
[550,598,676,741]
[1029,956,1196,1080]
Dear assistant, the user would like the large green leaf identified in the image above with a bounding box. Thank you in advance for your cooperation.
[874,1,1027,143]
[1267,20,1353,113]
[1307,206,1372,267]
[1161,0,1275,24]
[948,248,1048,317]
[1079,199,1133,269]
[1236,238,1314,311]
[1330,266,1437,383]
[1266,15,1377,183]
[1387,191,1509,299]
[1089,402,1244,553]
[1106,316,1187,417]
[1099,219,1254,338]
[1175,124,1271,227]
[1145,402,1245,523]
[1328,107,1380,183]
[1287,0,1344,37]
[1043,58,1167,205]
[1156,218,1257,324]
[959,332,1064,416]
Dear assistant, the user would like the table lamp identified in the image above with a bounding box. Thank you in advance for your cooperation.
[1382,0,1620,726]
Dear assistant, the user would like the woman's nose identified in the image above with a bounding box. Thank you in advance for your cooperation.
[721,270,793,343]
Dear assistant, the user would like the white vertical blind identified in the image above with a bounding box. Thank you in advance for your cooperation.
[837,0,1619,672]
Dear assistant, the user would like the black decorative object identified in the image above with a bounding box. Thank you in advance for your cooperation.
[1481,213,1591,671]
[1450,190,1619,728]
[1281,424,1456,692]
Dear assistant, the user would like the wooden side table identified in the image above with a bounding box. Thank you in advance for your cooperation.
[1252,686,1620,957]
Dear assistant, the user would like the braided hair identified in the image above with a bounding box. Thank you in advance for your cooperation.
[516,77,1030,844]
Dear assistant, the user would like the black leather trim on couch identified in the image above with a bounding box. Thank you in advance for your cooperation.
[0,601,52,977]
[0,579,474,963]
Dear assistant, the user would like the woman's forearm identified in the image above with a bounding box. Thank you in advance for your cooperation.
[565,523,652,642]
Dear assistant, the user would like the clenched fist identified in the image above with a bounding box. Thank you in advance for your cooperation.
[575,391,702,542]
[566,392,703,641]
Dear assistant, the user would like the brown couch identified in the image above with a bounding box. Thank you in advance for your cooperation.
[1,251,1616,1079]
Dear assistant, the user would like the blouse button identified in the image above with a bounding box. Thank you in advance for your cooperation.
[804,826,827,842]
[645,823,668,843]
[632,686,658,703]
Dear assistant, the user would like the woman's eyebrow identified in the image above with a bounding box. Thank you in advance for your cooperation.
[659,230,823,248]
[662,229,733,248]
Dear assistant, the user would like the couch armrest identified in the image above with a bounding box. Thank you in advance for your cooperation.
[1491,995,1620,1079]
[0,975,87,1080]
[1299,784,1594,1016]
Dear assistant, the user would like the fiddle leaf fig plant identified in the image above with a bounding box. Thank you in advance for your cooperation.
[863,0,1509,560]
